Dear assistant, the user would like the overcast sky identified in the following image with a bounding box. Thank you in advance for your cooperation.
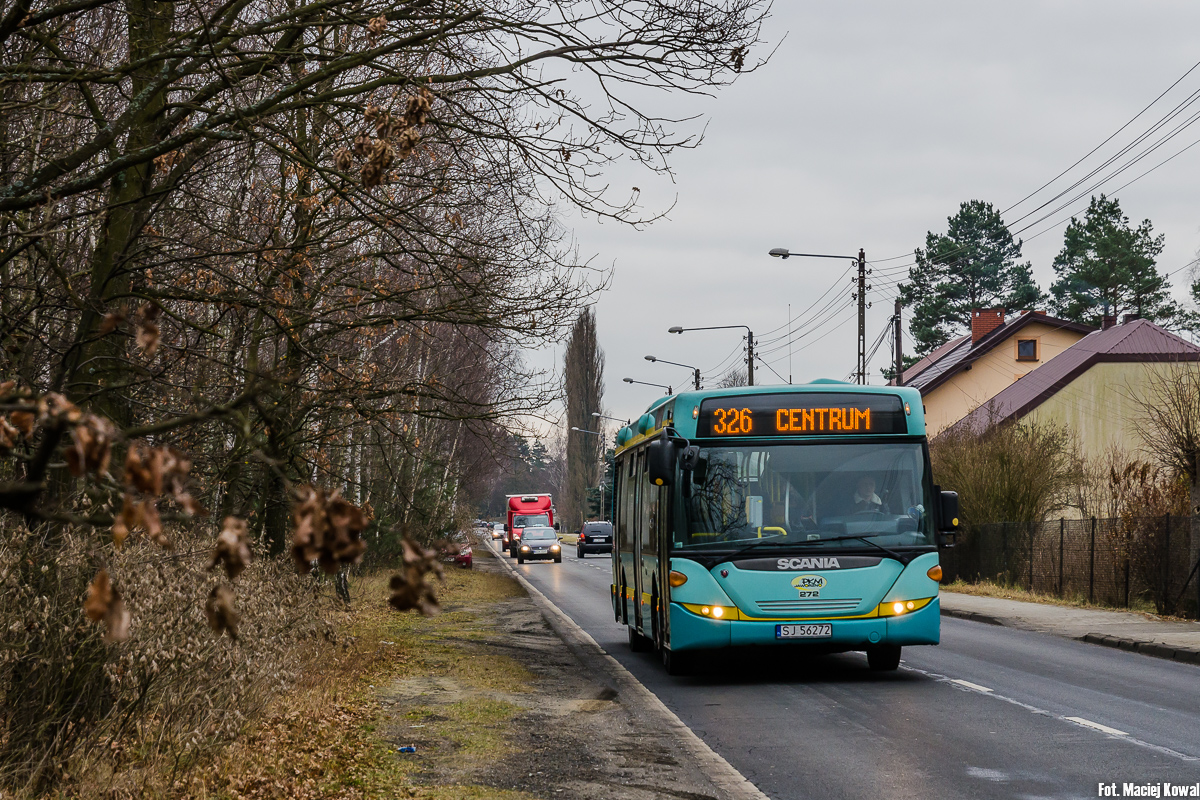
[527,1,1200,438]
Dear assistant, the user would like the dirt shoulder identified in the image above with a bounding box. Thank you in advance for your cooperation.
[380,546,726,800]
[190,544,726,800]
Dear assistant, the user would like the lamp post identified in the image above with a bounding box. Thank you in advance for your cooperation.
[668,324,754,386]
[645,355,701,390]
[622,377,672,395]
[592,411,630,425]
[769,247,868,385]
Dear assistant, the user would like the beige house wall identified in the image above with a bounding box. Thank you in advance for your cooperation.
[923,321,1089,435]
[1021,361,1200,463]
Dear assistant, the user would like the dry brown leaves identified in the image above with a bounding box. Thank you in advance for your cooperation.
[99,307,127,335]
[205,584,239,640]
[83,569,131,643]
[65,413,118,478]
[0,381,35,453]
[135,302,161,357]
[0,416,20,451]
[210,516,252,579]
[114,443,206,547]
[366,12,387,40]
[403,88,432,127]
[387,537,444,616]
[359,139,393,187]
[124,441,205,514]
[340,88,433,187]
[291,485,369,574]
[37,391,82,426]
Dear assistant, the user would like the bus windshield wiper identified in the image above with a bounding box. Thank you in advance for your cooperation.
[722,536,790,562]
[789,533,913,564]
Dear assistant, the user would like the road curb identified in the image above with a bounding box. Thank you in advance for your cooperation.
[489,544,770,800]
[1079,632,1200,665]
[941,605,1200,666]
[939,607,1004,627]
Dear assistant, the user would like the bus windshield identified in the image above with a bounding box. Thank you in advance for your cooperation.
[513,514,549,528]
[677,442,935,550]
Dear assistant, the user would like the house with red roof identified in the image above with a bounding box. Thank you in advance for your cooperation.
[947,317,1200,461]
[894,309,1095,435]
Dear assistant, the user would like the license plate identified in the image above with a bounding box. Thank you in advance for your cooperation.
[534,548,547,553]
[596,537,609,542]
[775,623,832,639]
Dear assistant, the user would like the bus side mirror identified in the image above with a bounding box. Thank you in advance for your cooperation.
[938,490,960,532]
[554,522,560,531]
[504,524,510,532]
[647,438,676,486]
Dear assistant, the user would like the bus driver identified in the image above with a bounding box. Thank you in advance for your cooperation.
[852,475,883,513]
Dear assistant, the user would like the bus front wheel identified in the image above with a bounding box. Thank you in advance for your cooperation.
[661,646,692,676]
[628,624,651,653]
[867,645,901,671]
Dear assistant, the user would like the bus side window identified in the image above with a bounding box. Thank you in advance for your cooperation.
[641,453,657,556]
[619,454,636,552]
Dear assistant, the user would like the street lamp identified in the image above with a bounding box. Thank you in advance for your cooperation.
[668,325,754,386]
[592,411,630,425]
[622,377,672,395]
[645,355,701,390]
[769,246,869,385]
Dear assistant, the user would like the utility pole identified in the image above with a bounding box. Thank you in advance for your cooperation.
[768,247,868,384]
[854,249,869,385]
[894,298,903,386]
[746,330,755,386]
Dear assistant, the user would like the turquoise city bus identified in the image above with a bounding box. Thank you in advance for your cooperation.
[610,380,959,675]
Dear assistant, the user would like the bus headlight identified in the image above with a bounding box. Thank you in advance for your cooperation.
[876,597,934,617]
[681,603,737,620]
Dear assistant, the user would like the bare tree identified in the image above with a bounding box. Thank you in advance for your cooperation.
[1131,364,1200,585]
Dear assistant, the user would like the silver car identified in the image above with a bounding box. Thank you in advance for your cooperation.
[516,526,562,563]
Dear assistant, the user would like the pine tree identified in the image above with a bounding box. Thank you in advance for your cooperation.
[1050,195,1175,326]
[900,200,1044,356]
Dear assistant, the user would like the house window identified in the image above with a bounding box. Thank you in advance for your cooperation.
[1016,339,1038,361]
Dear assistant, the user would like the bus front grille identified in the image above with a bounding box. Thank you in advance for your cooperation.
[754,598,862,615]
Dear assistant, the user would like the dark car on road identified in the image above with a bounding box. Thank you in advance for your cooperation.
[575,521,613,558]
[516,526,562,564]
[438,530,473,569]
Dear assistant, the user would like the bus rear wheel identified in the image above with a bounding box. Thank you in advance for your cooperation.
[867,644,901,671]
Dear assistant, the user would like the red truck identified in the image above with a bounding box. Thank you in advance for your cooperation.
[504,494,556,557]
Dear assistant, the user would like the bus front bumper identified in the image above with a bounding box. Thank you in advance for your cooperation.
[668,597,940,652]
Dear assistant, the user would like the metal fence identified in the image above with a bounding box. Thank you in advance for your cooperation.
[941,515,1200,619]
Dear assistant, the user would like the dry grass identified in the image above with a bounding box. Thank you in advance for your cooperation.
[172,559,538,800]
[943,579,1176,618]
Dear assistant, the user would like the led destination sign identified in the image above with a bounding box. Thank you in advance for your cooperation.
[698,393,908,437]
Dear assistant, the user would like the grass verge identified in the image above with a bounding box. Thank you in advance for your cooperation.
[176,559,538,800]
[943,579,1179,618]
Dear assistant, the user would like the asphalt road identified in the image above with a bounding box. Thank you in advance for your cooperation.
[487,538,1200,800]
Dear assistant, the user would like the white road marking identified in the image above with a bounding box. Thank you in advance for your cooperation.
[1064,717,1127,736]
[901,664,1197,762]
[949,679,993,693]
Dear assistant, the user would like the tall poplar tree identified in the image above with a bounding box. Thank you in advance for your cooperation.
[563,309,605,531]
[1050,195,1176,326]
[900,201,1044,356]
